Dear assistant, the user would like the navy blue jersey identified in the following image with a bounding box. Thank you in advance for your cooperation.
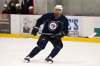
[35,13,69,35]
[42,19,64,34]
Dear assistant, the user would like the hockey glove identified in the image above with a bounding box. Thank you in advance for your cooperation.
[31,27,39,36]
[61,31,68,37]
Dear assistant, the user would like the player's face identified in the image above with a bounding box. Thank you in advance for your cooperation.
[54,9,62,16]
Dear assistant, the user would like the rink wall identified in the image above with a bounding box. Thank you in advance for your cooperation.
[0,15,100,43]
[10,15,100,37]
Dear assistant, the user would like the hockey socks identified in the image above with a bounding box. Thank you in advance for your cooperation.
[28,46,42,58]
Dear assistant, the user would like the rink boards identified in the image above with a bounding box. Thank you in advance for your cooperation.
[0,34,99,43]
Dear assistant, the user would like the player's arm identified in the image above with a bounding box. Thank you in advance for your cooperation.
[31,14,48,35]
[35,14,48,28]
[63,16,69,36]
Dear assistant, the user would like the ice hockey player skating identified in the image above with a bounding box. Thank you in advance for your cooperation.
[24,5,69,64]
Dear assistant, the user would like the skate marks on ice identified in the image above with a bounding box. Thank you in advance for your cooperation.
[0,38,100,66]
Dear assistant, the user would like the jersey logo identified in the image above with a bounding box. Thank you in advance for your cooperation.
[48,21,58,31]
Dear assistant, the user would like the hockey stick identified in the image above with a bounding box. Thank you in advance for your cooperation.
[38,32,63,36]
[38,32,98,38]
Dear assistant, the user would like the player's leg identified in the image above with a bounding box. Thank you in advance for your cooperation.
[24,35,48,62]
[45,37,63,63]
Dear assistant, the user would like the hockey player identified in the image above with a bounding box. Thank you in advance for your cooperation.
[24,5,69,63]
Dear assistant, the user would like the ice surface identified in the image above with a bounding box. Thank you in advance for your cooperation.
[0,38,100,66]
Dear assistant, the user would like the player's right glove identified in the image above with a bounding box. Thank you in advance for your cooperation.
[31,27,39,36]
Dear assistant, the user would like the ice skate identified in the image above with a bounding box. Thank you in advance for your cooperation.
[45,57,53,64]
[24,56,31,63]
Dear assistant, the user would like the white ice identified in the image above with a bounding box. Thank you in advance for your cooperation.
[0,38,100,66]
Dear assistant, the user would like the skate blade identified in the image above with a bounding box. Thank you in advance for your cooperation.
[47,61,53,64]
[24,59,30,63]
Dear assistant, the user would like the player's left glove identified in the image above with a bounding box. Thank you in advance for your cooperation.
[61,31,68,37]
[63,32,68,36]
